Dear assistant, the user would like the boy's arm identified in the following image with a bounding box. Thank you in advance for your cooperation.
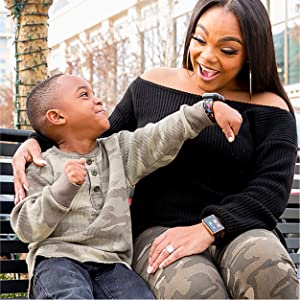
[10,163,80,243]
[119,100,241,185]
[119,101,212,185]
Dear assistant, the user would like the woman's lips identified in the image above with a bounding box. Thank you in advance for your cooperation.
[197,64,220,81]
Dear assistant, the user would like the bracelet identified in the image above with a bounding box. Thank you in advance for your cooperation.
[202,93,225,123]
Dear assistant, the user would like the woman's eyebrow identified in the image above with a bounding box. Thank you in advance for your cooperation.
[219,36,243,44]
[196,23,243,44]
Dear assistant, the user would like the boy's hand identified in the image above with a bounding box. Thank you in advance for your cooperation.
[213,101,243,142]
[64,158,87,186]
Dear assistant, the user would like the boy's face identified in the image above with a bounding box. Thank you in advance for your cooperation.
[55,75,110,137]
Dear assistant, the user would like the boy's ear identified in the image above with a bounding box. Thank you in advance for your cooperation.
[46,109,67,125]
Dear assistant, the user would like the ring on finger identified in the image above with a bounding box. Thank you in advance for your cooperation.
[165,244,175,254]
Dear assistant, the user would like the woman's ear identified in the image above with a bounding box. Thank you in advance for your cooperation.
[46,109,67,125]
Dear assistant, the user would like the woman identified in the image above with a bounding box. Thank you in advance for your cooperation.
[12,0,299,298]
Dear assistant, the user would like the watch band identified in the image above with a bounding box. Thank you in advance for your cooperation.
[202,214,225,245]
[202,93,225,123]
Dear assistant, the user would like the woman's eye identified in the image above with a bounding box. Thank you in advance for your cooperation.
[221,48,238,55]
[192,35,205,44]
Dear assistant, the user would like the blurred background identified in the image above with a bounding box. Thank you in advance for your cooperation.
[0,0,299,131]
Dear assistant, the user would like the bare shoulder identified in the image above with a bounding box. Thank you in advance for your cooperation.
[253,92,290,112]
[140,67,179,84]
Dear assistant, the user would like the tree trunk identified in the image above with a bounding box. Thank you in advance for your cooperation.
[4,0,53,129]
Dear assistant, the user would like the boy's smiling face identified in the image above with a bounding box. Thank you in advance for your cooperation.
[54,74,110,139]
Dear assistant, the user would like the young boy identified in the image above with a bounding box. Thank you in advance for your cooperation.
[11,74,242,299]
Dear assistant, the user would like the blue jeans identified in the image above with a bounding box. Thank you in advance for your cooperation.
[32,257,155,299]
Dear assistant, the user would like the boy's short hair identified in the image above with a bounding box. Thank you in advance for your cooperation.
[26,73,64,133]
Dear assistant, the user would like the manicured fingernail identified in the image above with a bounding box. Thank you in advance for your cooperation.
[159,262,164,269]
[35,159,47,165]
[228,136,234,143]
[147,266,153,274]
[23,184,29,191]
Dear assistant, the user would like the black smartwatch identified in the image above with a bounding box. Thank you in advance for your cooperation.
[202,214,225,245]
[202,93,225,123]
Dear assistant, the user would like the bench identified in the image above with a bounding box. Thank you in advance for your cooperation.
[0,128,299,297]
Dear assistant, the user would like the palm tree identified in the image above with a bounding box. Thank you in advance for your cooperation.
[4,0,53,129]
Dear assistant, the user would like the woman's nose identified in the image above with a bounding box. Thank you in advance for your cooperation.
[200,46,217,63]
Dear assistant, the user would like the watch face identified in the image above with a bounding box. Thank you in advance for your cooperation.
[204,215,225,234]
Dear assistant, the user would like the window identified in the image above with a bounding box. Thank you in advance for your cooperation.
[269,0,300,85]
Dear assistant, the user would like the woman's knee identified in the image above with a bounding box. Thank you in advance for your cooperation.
[220,229,299,299]
[133,229,229,299]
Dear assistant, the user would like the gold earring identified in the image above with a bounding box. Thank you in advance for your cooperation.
[186,49,194,76]
[249,69,252,102]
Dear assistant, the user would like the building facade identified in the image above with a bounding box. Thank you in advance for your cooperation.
[47,0,300,112]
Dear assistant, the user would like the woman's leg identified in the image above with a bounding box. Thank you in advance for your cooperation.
[216,229,299,299]
[133,226,230,299]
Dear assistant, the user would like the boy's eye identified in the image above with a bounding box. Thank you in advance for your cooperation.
[80,92,88,97]
[191,35,205,44]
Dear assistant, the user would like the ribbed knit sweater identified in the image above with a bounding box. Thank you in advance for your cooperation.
[104,77,298,245]
[33,77,298,246]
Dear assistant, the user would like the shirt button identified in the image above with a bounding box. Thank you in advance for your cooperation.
[86,159,92,165]
[91,170,97,176]
[94,186,100,192]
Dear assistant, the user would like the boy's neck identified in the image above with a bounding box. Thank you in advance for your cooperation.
[57,138,97,154]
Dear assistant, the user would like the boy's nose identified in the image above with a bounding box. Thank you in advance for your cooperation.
[94,96,103,106]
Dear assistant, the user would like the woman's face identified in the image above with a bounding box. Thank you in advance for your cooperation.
[189,6,247,93]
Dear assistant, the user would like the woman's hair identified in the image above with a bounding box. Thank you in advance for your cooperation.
[182,0,293,112]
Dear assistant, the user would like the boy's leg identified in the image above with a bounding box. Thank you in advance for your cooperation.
[132,226,230,299]
[32,257,93,299]
[215,229,299,299]
[93,263,155,299]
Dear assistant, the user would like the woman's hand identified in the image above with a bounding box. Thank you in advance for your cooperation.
[12,138,46,204]
[147,223,214,274]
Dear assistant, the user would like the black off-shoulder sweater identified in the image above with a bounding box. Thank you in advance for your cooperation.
[33,77,298,246]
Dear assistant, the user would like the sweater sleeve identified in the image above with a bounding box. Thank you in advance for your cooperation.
[118,101,213,185]
[200,109,297,245]
[10,160,80,243]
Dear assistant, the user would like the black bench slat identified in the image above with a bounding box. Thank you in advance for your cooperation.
[0,279,29,294]
[0,240,29,254]
[0,200,14,214]
[1,259,28,273]
[289,193,300,205]
[277,223,300,234]
[0,143,20,157]
[1,220,15,234]
[280,208,300,220]
[0,128,32,143]
[285,238,300,250]
[292,179,300,189]
[289,253,300,265]
[0,181,14,194]
[0,161,13,176]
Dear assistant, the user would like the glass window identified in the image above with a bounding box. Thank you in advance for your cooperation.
[175,13,190,67]
[272,23,285,82]
[287,0,300,19]
[0,15,5,34]
[143,27,160,70]
[288,18,300,84]
[269,0,285,24]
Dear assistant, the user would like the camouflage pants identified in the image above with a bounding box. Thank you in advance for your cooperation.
[132,227,299,299]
